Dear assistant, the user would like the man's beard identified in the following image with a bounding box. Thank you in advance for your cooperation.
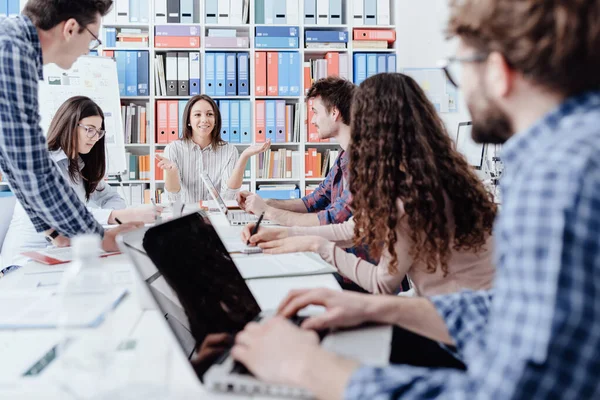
[468,96,513,145]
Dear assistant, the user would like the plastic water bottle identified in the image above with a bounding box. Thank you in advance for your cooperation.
[56,234,116,398]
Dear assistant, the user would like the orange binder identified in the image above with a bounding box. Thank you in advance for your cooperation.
[325,52,339,77]
[304,150,311,177]
[143,189,151,204]
[267,52,278,96]
[156,101,169,144]
[316,152,322,178]
[140,106,147,144]
[303,62,312,95]
[103,50,114,58]
[353,29,396,43]
[154,36,200,48]
[255,100,266,143]
[167,101,179,143]
[255,52,267,96]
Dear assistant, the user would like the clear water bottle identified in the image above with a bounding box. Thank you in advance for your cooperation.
[56,234,116,398]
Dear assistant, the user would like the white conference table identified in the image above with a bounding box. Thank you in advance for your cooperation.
[0,213,341,399]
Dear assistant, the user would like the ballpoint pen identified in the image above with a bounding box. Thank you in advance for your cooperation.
[247,212,265,245]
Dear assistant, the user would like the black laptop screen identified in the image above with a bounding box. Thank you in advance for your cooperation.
[142,212,262,378]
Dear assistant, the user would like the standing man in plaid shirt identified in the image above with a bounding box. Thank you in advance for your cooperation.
[237,77,355,228]
[230,1,600,399]
[0,0,140,254]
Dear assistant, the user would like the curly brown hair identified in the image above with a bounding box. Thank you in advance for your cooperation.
[350,73,497,276]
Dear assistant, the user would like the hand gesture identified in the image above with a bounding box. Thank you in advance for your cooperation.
[155,154,177,171]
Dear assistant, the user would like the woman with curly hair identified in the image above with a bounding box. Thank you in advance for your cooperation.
[242,73,496,296]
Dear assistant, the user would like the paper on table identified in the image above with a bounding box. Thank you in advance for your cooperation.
[232,252,335,279]
[0,288,128,329]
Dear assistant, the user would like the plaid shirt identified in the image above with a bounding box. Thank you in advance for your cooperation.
[0,16,103,237]
[346,91,600,399]
[302,150,353,225]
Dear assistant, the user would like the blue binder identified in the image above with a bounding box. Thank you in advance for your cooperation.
[225,53,237,95]
[366,54,377,78]
[205,0,218,23]
[387,54,397,73]
[278,53,289,96]
[265,100,276,142]
[256,188,300,200]
[137,51,149,96]
[353,53,367,85]
[220,100,230,142]
[204,53,216,95]
[377,54,387,73]
[129,0,141,22]
[255,37,299,48]
[7,0,18,16]
[288,52,301,96]
[229,100,241,143]
[115,51,127,96]
[240,101,252,143]
[189,52,201,95]
[215,53,226,96]
[178,100,187,138]
[304,31,348,43]
[125,52,138,96]
[237,53,249,95]
[255,27,299,37]
[275,100,286,143]
[0,1,8,16]
[255,0,265,24]
[105,28,117,47]
[273,0,286,24]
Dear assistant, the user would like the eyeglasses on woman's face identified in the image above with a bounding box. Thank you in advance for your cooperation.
[78,124,106,139]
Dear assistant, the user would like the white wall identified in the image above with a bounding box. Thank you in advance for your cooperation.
[395,0,470,139]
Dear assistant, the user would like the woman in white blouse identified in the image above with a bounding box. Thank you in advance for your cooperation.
[1,96,158,266]
[157,95,270,203]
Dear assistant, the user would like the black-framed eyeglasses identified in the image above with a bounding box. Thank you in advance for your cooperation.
[83,25,102,51]
[438,54,488,88]
[78,124,106,139]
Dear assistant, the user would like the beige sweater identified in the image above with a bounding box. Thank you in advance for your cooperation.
[290,200,495,296]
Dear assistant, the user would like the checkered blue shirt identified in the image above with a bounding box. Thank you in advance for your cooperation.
[346,91,600,399]
[302,150,353,225]
[0,16,103,237]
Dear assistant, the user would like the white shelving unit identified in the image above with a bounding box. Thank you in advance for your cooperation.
[99,0,399,200]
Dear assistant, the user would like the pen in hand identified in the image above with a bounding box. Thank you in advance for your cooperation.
[115,217,123,225]
[247,212,265,245]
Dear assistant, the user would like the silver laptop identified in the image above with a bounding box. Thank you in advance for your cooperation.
[118,213,391,398]
[200,173,271,226]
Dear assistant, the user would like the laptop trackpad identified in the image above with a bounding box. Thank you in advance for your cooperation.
[321,325,392,365]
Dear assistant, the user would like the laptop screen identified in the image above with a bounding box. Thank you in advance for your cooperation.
[456,122,486,169]
[125,213,262,379]
[201,173,229,216]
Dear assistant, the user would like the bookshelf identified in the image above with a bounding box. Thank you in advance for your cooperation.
[99,0,399,203]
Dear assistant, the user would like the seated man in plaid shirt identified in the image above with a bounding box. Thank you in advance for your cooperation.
[238,77,355,228]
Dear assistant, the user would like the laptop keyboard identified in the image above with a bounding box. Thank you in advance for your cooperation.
[230,212,258,223]
[230,316,327,376]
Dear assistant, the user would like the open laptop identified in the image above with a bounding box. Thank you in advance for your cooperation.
[456,122,487,170]
[118,213,391,398]
[200,173,272,226]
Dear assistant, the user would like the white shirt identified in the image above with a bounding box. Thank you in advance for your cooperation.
[164,139,240,203]
[0,149,126,267]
